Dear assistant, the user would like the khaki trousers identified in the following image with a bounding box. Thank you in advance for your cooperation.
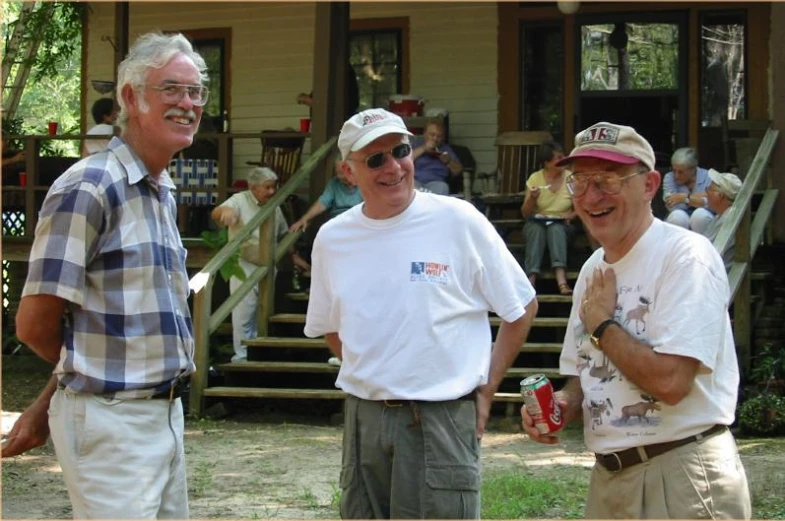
[586,429,751,519]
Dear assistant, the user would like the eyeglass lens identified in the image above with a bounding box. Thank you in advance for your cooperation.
[158,84,209,106]
[365,143,412,169]
[567,172,640,197]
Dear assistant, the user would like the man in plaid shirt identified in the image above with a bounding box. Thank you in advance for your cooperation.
[3,32,206,519]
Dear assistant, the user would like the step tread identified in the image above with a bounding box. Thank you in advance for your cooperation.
[286,292,575,303]
[216,361,560,379]
[269,313,569,327]
[243,337,564,353]
[203,387,563,401]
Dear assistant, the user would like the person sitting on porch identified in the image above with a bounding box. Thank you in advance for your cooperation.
[411,118,463,195]
[289,150,363,234]
[82,97,117,156]
[520,140,575,295]
[211,167,290,362]
[702,168,742,271]
[662,147,714,233]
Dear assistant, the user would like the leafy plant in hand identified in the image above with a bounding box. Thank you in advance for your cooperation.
[200,228,246,283]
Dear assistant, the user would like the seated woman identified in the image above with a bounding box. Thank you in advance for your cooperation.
[662,147,714,233]
[520,141,575,295]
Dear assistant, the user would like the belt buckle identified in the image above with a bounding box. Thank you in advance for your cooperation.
[600,452,623,472]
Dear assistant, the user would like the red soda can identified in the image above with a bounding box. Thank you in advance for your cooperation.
[520,374,564,434]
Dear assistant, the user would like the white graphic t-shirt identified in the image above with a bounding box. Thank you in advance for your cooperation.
[305,191,536,401]
[560,219,739,453]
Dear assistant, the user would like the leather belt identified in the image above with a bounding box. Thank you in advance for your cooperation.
[380,389,477,408]
[150,381,184,401]
[595,424,727,472]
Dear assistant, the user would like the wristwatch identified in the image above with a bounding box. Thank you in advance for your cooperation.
[590,319,618,350]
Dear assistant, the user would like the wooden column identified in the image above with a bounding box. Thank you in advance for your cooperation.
[310,2,350,202]
[113,3,129,76]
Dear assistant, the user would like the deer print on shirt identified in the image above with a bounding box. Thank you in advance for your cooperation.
[620,394,661,425]
[589,354,617,383]
[623,296,651,335]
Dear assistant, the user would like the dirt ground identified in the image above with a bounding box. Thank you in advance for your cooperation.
[2,357,785,519]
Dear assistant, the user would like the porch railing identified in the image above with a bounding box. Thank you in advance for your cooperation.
[712,127,779,376]
[187,136,337,418]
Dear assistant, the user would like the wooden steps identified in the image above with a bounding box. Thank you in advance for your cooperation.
[267,313,569,328]
[285,292,575,304]
[202,387,562,402]
[243,336,564,353]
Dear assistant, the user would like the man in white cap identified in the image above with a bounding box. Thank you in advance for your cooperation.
[703,169,743,271]
[304,108,538,519]
[521,121,751,519]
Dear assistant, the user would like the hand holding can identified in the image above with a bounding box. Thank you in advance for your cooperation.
[521,374,564,435]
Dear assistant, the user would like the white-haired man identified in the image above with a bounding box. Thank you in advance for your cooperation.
[703,169,743,271]
[304,108,538,519]
[662,147,714,233]
[521,122,751,519]
[211,167,289,362]
[7,32,206,518]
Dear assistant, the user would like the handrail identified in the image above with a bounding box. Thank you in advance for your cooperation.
[713,128,778,262]
[709,127,779,377]
[188,136,337,417]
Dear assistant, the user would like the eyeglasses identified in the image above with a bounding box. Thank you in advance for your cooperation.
[147,83,210,107]
[347,143,412,169]
[566,170,646,197]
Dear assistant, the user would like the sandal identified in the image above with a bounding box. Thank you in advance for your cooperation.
[558,283,573,295]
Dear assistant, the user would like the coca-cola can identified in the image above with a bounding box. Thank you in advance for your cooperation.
[520,374,564,435]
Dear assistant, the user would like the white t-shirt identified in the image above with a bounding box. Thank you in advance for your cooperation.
[85,124,115,155]
[305,191,535,400]
[560,219,739,453]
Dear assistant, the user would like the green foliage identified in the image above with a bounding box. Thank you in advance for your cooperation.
[738,393,785,436]
[750,343,785,386]
[200,228,246,283]
[481,469,588,519]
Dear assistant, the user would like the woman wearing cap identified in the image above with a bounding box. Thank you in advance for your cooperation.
[520,141,575,295]
[702,169,743,271]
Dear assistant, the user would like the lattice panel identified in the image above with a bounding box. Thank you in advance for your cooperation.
[2,210,25,237]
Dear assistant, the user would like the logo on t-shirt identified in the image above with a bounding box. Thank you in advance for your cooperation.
[410,261,450,284]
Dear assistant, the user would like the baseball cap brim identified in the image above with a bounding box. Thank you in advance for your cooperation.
[708,168,723,185]
[350,125,413,153]
[556,149,641,167]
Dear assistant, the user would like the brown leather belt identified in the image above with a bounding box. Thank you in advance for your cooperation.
[380,389,477,408]
[595,424,727,472]
[150,381,184,401]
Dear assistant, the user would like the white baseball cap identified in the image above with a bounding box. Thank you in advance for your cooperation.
[708,168,742,200]
[337,108,413,160]
[557,121,656,171]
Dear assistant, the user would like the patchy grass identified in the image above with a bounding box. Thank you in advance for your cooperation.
[482,468,588,519]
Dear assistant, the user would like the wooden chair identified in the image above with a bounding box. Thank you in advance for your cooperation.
[246,130,306,188]
[495,131,553,195]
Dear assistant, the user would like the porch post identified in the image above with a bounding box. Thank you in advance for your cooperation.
[113,3,129,74]
[309,2,350,201]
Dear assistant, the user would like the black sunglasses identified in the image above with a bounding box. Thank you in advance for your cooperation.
[348,143,412,169]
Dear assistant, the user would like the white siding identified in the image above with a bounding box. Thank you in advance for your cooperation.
[85,2,499,180]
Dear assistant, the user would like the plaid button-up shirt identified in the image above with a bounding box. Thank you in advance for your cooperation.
[22,137,195,398]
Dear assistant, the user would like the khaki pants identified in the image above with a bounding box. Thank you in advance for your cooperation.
[586,429,751,519]
[340,394,481,519]
[48,390,189,519]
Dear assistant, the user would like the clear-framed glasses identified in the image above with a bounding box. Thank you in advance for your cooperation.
[147,83,210,107]
[347,143,412,170]
[566,170,646,197]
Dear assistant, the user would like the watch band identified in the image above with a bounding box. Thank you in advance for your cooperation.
[591,318,618,349]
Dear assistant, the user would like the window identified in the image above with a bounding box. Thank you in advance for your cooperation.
[180,28,231,132]
[580,22,680,91]
[350,18,409,110]
[700,11,746,127]
[520,23,564,143]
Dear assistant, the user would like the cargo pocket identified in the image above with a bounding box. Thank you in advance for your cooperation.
[424,464,480,519]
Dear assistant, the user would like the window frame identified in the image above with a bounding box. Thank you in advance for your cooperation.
[349,17,410,108]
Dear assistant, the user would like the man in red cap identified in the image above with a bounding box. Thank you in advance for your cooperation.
[521,121,751,519]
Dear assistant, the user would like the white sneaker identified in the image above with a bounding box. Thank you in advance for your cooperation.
[327,357,342,366]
